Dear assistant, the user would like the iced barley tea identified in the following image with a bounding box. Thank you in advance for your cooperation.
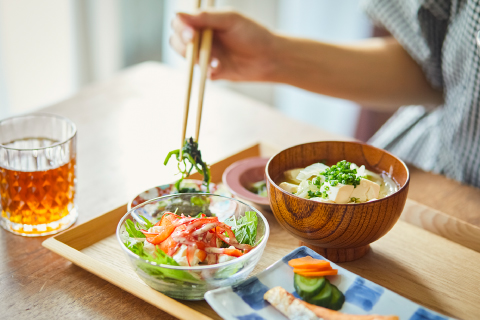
[0,114,77,236]
[0,157,76,234]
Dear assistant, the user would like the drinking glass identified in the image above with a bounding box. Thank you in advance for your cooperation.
[0,113,77,236]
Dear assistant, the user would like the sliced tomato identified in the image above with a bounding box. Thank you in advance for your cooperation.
[140,229,162,243]
[153,212,173,226]
[160,212,178,226]
[158,236,179,256]
[223,248,244,257]
[141,225,176,245]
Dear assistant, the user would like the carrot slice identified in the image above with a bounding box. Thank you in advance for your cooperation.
[289,262,333,270]
[292,265,333,273]
[195,249,207,262]
[293,269,338,277]
[288,257,330,269]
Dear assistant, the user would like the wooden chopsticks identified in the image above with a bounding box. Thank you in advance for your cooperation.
[180,0,215,160]
[195,0,215,142]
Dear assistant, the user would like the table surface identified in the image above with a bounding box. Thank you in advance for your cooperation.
[2,62,480,320]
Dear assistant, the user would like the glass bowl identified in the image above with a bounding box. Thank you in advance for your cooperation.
[116,193,270,300]
[127,179,231,211]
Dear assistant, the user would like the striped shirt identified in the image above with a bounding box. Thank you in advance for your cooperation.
[363,0,480,187]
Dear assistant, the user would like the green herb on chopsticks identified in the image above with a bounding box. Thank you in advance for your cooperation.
[164,137,211,193]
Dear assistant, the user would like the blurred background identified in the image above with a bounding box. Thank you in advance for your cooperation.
[0,0,390,140]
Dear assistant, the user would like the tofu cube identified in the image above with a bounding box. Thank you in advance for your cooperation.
[326,184,355,204]
[350,179,380,202]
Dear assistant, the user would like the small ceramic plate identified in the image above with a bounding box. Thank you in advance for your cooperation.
[205,246,452,320]
[222,157,270,211]
[128,179,231,210]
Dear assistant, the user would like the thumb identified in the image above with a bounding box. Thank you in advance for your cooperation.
[176,10,236,30]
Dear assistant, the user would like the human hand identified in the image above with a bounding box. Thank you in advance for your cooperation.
[170,9,277,81]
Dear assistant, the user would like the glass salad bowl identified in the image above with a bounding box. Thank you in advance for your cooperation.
[116,193,270,300]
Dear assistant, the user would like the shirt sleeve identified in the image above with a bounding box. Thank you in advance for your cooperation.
[361,0,451,90]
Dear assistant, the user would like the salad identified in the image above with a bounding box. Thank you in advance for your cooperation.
[122,209,260,268]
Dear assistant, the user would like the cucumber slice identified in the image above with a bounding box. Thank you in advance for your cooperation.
[328,285,345,310]
[307,280,332,307]
[294,274,326,299]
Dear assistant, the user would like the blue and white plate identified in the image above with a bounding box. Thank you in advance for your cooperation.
[204,246,453,320]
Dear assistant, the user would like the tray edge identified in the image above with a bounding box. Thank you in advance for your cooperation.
[42,237,214,320]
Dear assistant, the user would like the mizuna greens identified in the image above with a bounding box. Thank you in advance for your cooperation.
[224,211,259,247]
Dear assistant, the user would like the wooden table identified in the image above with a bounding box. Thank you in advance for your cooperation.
[2,62,480,319]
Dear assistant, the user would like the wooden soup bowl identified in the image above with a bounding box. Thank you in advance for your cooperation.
[265,141,409,263]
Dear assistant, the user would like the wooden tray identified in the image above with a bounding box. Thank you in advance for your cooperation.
[43,143,480,320]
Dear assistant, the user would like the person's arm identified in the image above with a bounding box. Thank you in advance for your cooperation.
[270,36,443,110]
[171,10,443,111]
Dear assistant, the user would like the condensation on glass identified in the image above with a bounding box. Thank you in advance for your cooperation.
[0,113,77,236]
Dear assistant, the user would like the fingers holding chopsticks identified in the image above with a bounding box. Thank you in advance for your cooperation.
[170,16,195,52]
[171,8,276,82]
[170,10,223,70]
[169,33,188,58]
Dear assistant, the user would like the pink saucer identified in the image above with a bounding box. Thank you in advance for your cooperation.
[222,157,270,210]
